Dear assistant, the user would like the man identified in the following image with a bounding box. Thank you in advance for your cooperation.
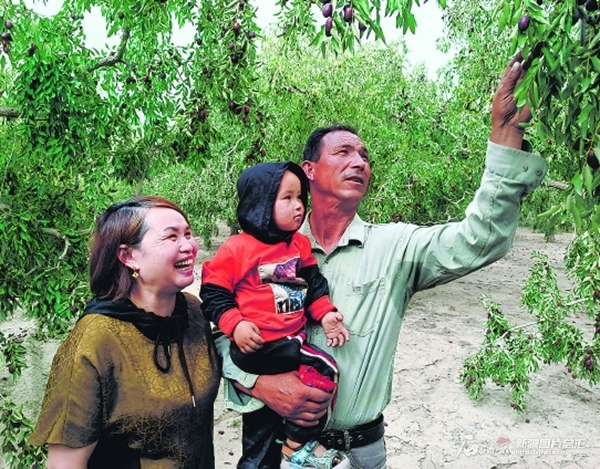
[215,55,548,469]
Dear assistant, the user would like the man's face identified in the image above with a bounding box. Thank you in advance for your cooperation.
[303,130,371,205]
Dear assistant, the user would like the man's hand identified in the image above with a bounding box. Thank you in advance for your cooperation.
[490,53,532,150]
[321,311,350,347]
[250,372,331,427]
[232,320,264,354]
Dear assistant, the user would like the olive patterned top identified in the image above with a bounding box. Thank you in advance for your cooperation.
[30,292,221,469]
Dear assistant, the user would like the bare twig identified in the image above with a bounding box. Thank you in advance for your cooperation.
[224,137,245,157]
[24,228,72,276]
[565,298,589,307]
[413,107,459,140]
[496,322,538,346]
[41,227,65,239]
[41,227,71,260]
[89,29,131,72]
[545,179,569,191]
[0,106,20,118]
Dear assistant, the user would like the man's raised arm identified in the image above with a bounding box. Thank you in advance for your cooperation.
[490,53,531,150]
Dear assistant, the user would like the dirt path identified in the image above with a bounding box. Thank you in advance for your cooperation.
[195,227,600,468]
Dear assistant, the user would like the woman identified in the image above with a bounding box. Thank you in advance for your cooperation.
[30,196,221,469]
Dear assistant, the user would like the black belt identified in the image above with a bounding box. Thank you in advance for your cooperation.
[318,414,385,451]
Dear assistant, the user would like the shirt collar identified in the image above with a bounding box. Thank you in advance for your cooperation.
[300,212,366,251]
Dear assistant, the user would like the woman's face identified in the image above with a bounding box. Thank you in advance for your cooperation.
[129,207,199,297]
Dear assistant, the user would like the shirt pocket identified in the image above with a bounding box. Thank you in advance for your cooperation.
[326,276,388,337]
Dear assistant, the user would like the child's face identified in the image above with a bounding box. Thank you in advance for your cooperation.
[273,170,304,232]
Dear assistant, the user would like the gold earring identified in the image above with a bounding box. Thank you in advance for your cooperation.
[132,269,139,279]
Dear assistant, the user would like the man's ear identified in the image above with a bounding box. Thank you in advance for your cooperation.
[117,245,136,270]
[301,160,315,181]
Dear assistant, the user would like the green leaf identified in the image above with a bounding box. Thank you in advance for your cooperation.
[566,193,582,232]
[527,7,549,26]
[404,12,417,35]
[542,46,557,70]
[498,2,511,35]
[514,0,523,16]
[572,172,583,197]
[370,18,386,42]
[509,28,519,55]
[582,165,594,198]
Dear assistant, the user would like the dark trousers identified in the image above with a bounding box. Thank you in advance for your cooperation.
[237,405,285,469]
[233,333,338,468]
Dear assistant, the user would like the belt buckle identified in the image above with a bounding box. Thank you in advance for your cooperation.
[343,429,352,452]
[322,431,336,450]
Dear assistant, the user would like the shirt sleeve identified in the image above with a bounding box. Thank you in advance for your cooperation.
[200,282,243,336]
[213,331,265,413]
[200,245,245,336]
[404,140,547,293]
[29,317,104,448]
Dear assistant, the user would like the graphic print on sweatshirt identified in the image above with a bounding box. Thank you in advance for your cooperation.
[258,257,308,315]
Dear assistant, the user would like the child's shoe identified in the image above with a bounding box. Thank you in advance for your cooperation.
[280,439,350,469]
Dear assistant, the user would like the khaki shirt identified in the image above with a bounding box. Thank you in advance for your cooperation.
[217,141,547,429]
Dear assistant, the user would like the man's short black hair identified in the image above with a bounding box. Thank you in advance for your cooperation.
[302,123,359,162]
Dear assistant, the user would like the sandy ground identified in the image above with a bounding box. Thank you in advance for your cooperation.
[188,226,600,469]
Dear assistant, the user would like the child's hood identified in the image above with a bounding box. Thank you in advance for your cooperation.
[236,161,309,244]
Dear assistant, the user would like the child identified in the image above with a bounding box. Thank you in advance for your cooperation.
[201,162,350,469]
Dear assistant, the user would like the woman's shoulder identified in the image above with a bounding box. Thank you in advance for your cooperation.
[183,293,215,340]
[183,292,202,311]
[71,313,113,337]
[75,312,129,334]
[67,314,132,351]
[183,292,207,324]
[51,314,122,359]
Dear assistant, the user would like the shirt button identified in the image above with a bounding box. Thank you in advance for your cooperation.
[523,165,529,172]
[536,169,542,176]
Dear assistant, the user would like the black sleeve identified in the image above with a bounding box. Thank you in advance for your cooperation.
[200,283,238,326]
[298,264,330,309]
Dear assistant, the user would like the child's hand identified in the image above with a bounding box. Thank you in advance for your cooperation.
[321,311,350,347]
[233,321,265,354]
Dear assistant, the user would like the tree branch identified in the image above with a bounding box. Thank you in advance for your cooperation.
[89,29,131,72]
[545,179,569,191]
[412,106,460,140]
[225,137,245,156]
[0,106,21,118]
[23,227,72,276]
[2,29,132,118]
